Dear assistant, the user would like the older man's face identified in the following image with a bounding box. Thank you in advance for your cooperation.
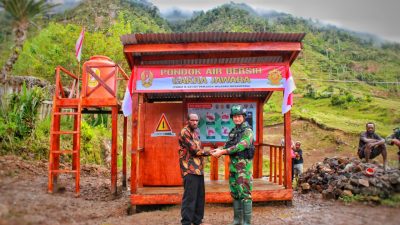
[188,114,199,130]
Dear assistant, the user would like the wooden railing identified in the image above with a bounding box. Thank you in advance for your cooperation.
[262,144,285,185]
[202,143,289,188]
[55,66,80,99]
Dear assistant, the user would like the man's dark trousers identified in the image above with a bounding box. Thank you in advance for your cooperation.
[181,174,205,225]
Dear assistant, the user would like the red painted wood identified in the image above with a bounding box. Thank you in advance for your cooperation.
[269,146,273,182]
[279,147,283,185]
[284,111,292,189]
[140,51,290,62]
[224,156,230,180]
[274,146,277,183]
[131,189,292,205]
[123,116,127,188]
[131,93,139,194]
[124,42,302,53]
[140,103,183,186]
[210,156,218,181]
[72,109,78,171]
[137,98,145,188]
[111,106,118,195]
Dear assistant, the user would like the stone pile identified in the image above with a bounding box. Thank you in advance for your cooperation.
[298,157,400,199]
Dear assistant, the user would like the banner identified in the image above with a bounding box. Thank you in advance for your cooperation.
[135,65,288,92]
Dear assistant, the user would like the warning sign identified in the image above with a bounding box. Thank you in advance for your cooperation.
[151,113,176,137]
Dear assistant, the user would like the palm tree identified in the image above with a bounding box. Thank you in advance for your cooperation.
[0,0,57,83]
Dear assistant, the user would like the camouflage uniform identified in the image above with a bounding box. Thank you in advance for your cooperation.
[224,122,254,200]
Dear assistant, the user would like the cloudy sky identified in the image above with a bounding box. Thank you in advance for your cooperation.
[150,0,400,43]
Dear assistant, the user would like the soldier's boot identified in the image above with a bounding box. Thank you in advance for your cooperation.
[230,199,243,225]
[243,199,252,225]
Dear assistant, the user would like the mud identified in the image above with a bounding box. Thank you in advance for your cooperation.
[0,155,399,225]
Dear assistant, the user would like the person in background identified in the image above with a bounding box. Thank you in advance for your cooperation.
[281,138,296,181]
[386,127,400,169]
[293,141,303,180]
[358,122,387,170]
[179,113,213,225]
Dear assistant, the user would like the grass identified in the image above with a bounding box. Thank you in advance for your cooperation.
[339,194,400,207]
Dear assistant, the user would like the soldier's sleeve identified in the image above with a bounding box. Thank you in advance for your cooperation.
[226,128,254,154]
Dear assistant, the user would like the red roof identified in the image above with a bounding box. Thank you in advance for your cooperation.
[121,32,305,67]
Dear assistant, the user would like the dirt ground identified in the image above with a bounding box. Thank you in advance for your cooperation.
[1,155,399,225]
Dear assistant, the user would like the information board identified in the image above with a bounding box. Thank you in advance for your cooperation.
[188,102,257,142]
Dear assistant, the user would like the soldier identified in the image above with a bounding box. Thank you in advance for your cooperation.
[386,127,400,169]
[213,104,254,225]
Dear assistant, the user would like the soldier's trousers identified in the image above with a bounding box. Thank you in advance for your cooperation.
[229,158,253,200]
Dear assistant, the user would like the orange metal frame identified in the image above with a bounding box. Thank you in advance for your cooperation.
[48,63,129,196]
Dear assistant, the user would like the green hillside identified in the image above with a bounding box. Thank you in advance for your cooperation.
[1,0,399,136]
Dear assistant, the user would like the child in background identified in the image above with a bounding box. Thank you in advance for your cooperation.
[293,141,304,180]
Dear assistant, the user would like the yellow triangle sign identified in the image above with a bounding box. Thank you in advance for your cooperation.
[155,114,172,132]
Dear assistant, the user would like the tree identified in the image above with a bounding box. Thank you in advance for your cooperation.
[0,0,57,82]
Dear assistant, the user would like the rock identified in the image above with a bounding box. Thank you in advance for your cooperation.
[301,183,310,190]
[344,184,354,191]
[341,190,353,197]
[353,165,362,173]
[298,157,400,201]
[350,178,359,186]
[358,178,369,187]
[322,190,335,199]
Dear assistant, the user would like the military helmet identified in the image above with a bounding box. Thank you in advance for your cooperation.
[230,104,247,117]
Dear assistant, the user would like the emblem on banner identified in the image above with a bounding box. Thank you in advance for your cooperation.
[141,70,153,88]
[268,69,282,85]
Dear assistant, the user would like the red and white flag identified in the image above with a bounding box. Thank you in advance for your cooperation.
[75,28,85,62]
[282,68,296,114]
[122,73,134,117]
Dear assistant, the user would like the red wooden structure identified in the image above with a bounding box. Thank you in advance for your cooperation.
[48,55,129,196]
[121,32,305,206]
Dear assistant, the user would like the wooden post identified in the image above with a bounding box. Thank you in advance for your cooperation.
[131,93,139,194]
[269,146,273,182]
[72,109,78,171]
[274,146,277,183]
[122,116,127,188]
[224,156,230,180]
[284,111,292,189]
[256,100,264,178]
[210,156,218,180]
[111,106,118,195]
[278,147,283,185]
[53,107,61,185]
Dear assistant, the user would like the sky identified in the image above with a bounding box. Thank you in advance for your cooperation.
[149,0,400,43]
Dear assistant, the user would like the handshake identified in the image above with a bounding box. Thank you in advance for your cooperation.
[208,148,227,158]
